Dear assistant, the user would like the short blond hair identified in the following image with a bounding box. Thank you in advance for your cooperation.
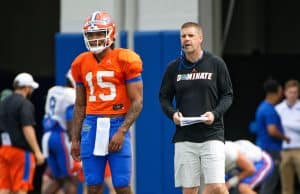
[181,22,203,35]
[284,79,300,90]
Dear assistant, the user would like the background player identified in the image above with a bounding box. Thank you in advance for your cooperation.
[41,70,77,194]
[225,140,273,194]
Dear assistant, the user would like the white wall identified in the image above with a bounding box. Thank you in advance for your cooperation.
[137,0,198,30]
[60,0,115,32]
[60,0,198,32]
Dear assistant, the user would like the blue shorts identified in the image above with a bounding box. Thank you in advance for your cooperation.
[45,127,72,178]
[80,115,131,187]
[226,151,273,188]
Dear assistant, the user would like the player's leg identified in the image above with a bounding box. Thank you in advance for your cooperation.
[259,151,280,194]
[55,132,77,194]
[44,131,77,194]
[70,160,85,194]
[242,151,273,190]
[201,140,228,194]
[80,116,106,194]
[82,156,106,194]
[108,117,132,194]
[41,167,62,194]
[104,163,116,194]
[108,147,132,194]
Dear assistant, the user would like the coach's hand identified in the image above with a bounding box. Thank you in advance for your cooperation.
[173,111,183,125]
[201,111,215,125]
[109,128,126,152]
[71,140,81,161]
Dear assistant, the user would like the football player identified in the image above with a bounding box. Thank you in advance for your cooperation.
[70,10,143,194]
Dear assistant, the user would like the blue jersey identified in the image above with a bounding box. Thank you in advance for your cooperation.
[252,101,284,151]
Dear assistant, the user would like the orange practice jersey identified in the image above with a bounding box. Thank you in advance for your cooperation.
[71,48,143,115]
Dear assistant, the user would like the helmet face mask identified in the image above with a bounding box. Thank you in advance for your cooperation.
[83,11,116,54]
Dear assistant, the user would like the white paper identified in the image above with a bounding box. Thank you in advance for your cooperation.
[93,118,110,156]
[179,116,208,126]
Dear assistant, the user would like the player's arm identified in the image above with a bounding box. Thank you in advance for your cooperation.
[236,152,256,180]
[71,85,86,160]
[23,125,44,165]
[120,81,143,132]
[72,85,86,141]
[109,80,143,152]
[227,152,255,188]
[117,50,143,132]
[267,124,290,142]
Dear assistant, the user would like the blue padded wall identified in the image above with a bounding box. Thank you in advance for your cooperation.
[55,33,86,86]
[160,31,181,194]
[134,32,164,194]
[134,31,181,194]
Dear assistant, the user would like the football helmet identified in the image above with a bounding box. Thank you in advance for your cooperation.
[83,11,116,54]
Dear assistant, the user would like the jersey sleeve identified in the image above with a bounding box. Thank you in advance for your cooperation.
[119,49,143,81]
[71,55,83,84]
[20,100,36,127]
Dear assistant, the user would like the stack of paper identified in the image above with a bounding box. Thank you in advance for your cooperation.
[180,116,208,126]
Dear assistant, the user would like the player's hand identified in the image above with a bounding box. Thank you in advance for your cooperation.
[285,136,291,144]
[109,129,125,152]
[201,111,215,125]
[173,111,183,125]
[71,140,81,161]
[34,151,45,166]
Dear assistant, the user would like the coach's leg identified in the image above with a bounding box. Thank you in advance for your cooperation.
[174,142,202,194]
[203,183,228,194]
[183,187,199,194]
[201,141,228,194]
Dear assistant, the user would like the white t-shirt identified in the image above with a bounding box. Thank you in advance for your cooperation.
[225,140,263,172]
[44,86,75,130]
[276,100,300,149]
